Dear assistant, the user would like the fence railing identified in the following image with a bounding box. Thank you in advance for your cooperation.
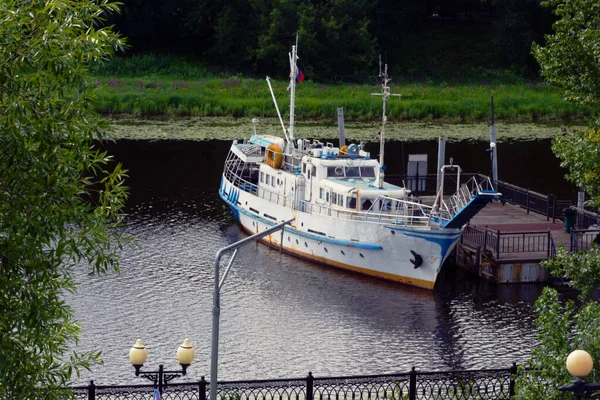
[70,366,519,400]
[462,225,554,260]
[495,180,572,222]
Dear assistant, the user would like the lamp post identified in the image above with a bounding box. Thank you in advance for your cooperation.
[559,350,600,399]
[485,142,496,190]
[129,338,195,397]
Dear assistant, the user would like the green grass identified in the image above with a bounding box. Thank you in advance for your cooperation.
[91,55,593,122]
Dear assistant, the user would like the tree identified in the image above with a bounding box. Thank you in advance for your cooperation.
[0,1,127,398]
[515,1,600,398]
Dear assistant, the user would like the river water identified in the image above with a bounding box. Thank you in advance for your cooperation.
[66,131,577,386]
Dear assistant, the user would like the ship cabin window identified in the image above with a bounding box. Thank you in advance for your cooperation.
[308,169,311,180]
[312,166,317,177]
[338,195,344,206]
[328,166,344,177]
[327,166,375,178]
[303,163,307,174]
[319,188,324,199]
[260,172,264,183]
[345,167,359,177]
[332,192,337,204]
[326,191,330,202]
[360,167,376,178]
[271,177,276,187]
[266,174,270,185]
[362,198,373,211]
[347,196,357,209]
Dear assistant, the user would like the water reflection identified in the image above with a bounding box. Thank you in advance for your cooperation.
[66,139,557,385]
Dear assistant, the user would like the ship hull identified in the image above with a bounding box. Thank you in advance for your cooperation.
[220,175,462,290]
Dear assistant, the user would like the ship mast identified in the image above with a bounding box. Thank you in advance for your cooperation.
[371,55,400,188]
[288,33,299,149]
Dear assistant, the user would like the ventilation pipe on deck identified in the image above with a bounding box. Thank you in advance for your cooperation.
[337,107,346,148]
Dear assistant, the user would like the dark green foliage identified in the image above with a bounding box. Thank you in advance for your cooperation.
[109,0,553,81]
[0,1,128,398]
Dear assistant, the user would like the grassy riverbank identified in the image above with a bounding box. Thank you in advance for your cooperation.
[93,55,592,123]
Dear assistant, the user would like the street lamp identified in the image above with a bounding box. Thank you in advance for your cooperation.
[129,338,195,397]
[559,349,600,399]
[485,142,496,190]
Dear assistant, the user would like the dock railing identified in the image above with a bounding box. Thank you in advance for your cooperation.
[462,225,555,260]
[495,179,573,222]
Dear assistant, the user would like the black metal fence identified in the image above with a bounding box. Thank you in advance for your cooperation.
[495,180,572,222]
[71,365,518,400]
[462,225,555,260]
[386,173,479,198]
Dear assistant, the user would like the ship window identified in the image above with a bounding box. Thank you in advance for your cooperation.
[319,188,324,199]
[338,195,343,206]
[271,178,275,187]
[326,192,330,202]
[266,175,271,185]
[327,166,344,177]
[312,166,317,177]
[362,199,373,210]
[308,170,311,180]
[360,167,375,177]
[347,197,356,209]
[332,193,337,204]
[303,163,306,173]
[345,167,359,177]
[260,172,264,183]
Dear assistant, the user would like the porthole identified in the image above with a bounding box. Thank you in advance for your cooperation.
[391,230,395,235]
[305,242,308,248]
[359,253,364,258]
[301,222,304,227]
[288,236,291,242]
[296,239,299,245]
[341,250,345,256]
[245,201,248,205]
[252,221,255,227]
[324,248,328,253]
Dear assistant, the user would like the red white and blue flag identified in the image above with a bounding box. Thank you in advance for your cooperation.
[297,67,305,82]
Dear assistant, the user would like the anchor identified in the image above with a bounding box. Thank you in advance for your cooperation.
[409,250,423,269]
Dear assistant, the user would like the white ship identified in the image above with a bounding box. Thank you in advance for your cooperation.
[219,42,499,289]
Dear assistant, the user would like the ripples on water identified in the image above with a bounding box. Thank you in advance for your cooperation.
[66,139,550,385]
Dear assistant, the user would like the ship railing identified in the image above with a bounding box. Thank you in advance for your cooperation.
[298,199,433,227]
[223,164,296,209]
[439,175,495,217]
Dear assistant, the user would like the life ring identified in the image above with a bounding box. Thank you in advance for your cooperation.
[340,145,349,155]
[348,143,359,156]
[266,143,283,168]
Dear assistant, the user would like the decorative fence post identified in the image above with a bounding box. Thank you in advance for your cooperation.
[88,380,95,400]
[409,367,417,400]
[306,372,314,400]
[509,362,518,396]
[199,376,207,400]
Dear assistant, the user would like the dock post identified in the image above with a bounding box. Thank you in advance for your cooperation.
[496,230,501,259]
[436,136,446,193]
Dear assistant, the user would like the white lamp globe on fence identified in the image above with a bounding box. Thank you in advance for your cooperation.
[129,339,148,375]
[566,350,594,378]
[177,338,195,374]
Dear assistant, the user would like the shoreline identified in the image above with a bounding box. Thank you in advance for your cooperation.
[107,116,585,142]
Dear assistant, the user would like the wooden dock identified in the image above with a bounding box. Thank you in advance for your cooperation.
[454,180,600,283]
